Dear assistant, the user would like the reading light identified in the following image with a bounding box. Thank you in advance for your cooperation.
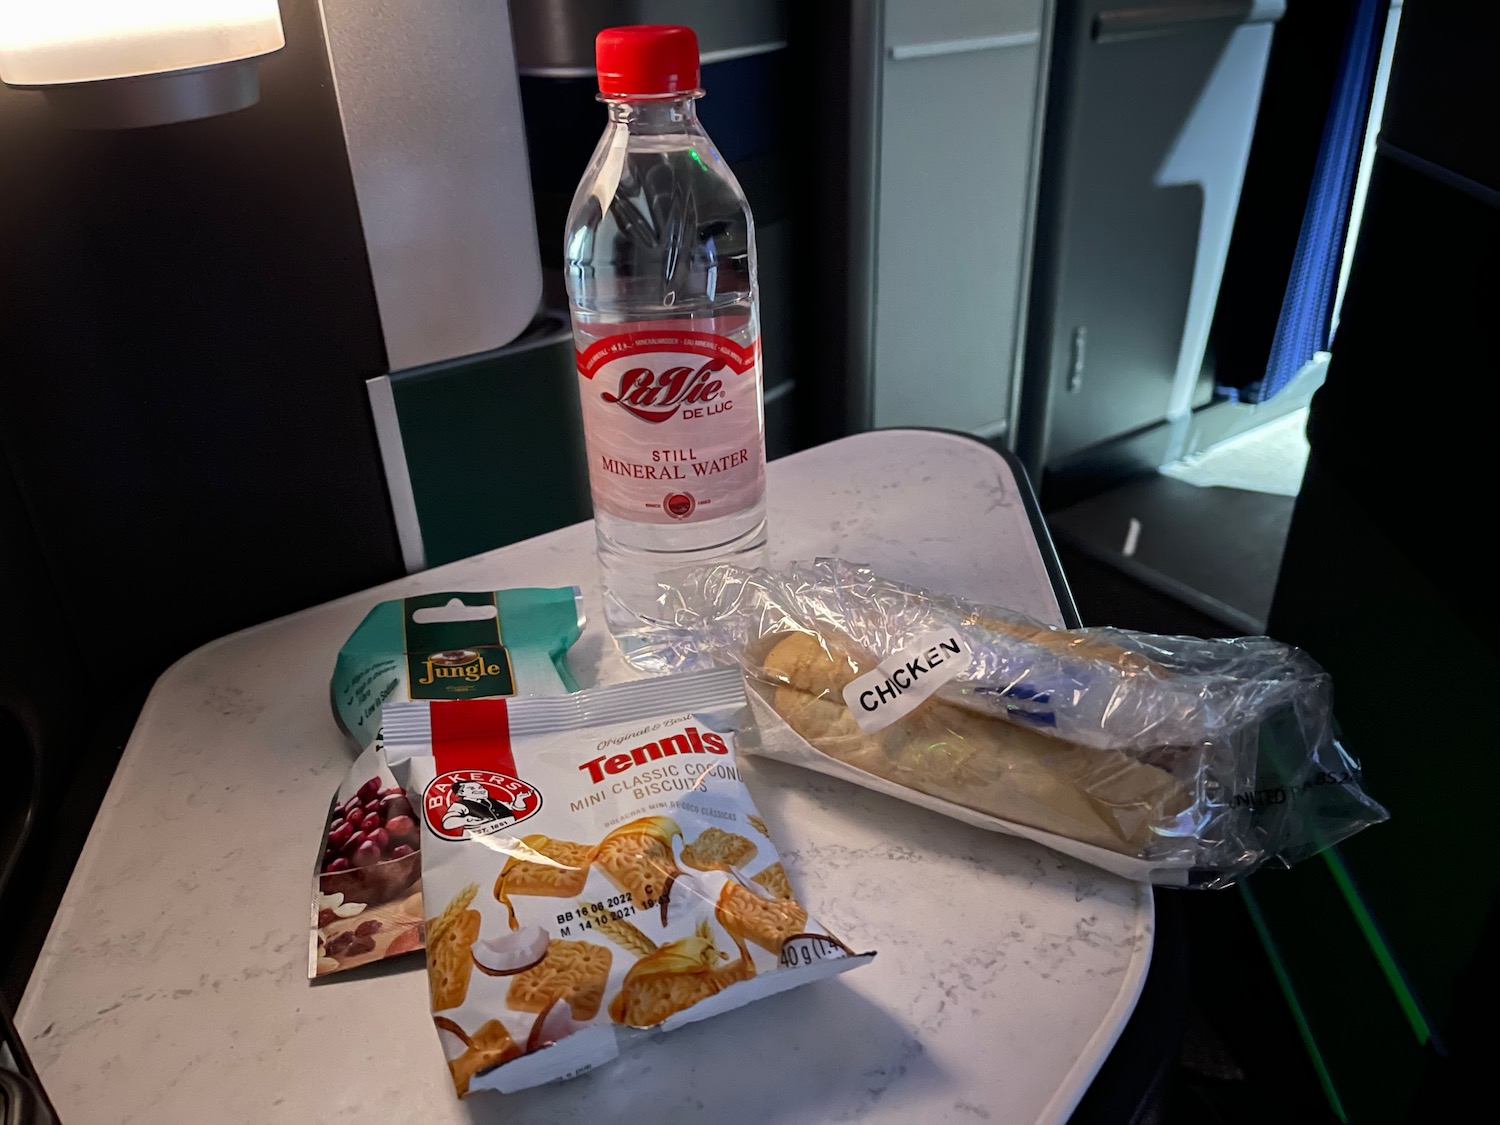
[0,1,285,128]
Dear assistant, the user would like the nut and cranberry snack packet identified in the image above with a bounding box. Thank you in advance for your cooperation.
[310,588,584,978]
[311,758,426,975]
[380,667,873,1097]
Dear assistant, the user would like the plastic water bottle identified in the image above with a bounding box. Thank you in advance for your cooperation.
[564,24,768,654]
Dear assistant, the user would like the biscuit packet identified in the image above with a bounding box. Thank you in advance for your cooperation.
[380,667,873,1097]
[310,588,585,978]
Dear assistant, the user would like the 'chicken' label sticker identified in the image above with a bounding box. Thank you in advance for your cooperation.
[841,631,974,732]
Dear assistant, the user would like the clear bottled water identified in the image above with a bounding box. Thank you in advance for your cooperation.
[565,27,768,655]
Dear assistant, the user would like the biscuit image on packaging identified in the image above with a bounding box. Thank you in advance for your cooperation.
[680,826,758,872]
[751,861,794,901]
[583,901,658,957]
[494,835,592,926]
[506,939,613,1021]
[592,816,683,923]
[716,880,808,954]
[436,1016,520,1098]
[607,919,755,1029]
[427,884,482,1011]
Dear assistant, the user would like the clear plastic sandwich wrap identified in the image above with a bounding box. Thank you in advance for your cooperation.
[631,559,1387,887]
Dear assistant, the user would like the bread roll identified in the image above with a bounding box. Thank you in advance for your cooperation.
[762,632,1188,855]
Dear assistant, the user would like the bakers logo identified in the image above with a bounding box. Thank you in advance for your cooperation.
[423,769,541,841]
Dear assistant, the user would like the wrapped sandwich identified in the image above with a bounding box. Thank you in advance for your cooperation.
[635,560,1387,887]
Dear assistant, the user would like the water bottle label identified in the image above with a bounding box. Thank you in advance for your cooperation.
[574,322,767,524]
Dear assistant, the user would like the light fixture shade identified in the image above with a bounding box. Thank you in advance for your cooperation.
[0,1,284,87]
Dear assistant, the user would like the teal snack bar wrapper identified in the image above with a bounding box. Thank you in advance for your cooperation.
[312,588,585,978]
[331,589,585,751]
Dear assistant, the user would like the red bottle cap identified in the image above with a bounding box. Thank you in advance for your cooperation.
[595,25,701,98]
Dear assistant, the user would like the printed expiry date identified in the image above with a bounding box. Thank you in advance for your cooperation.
[560,895,640,928]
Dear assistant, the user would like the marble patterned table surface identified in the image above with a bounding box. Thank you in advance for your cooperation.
[19,430,1151,1125]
